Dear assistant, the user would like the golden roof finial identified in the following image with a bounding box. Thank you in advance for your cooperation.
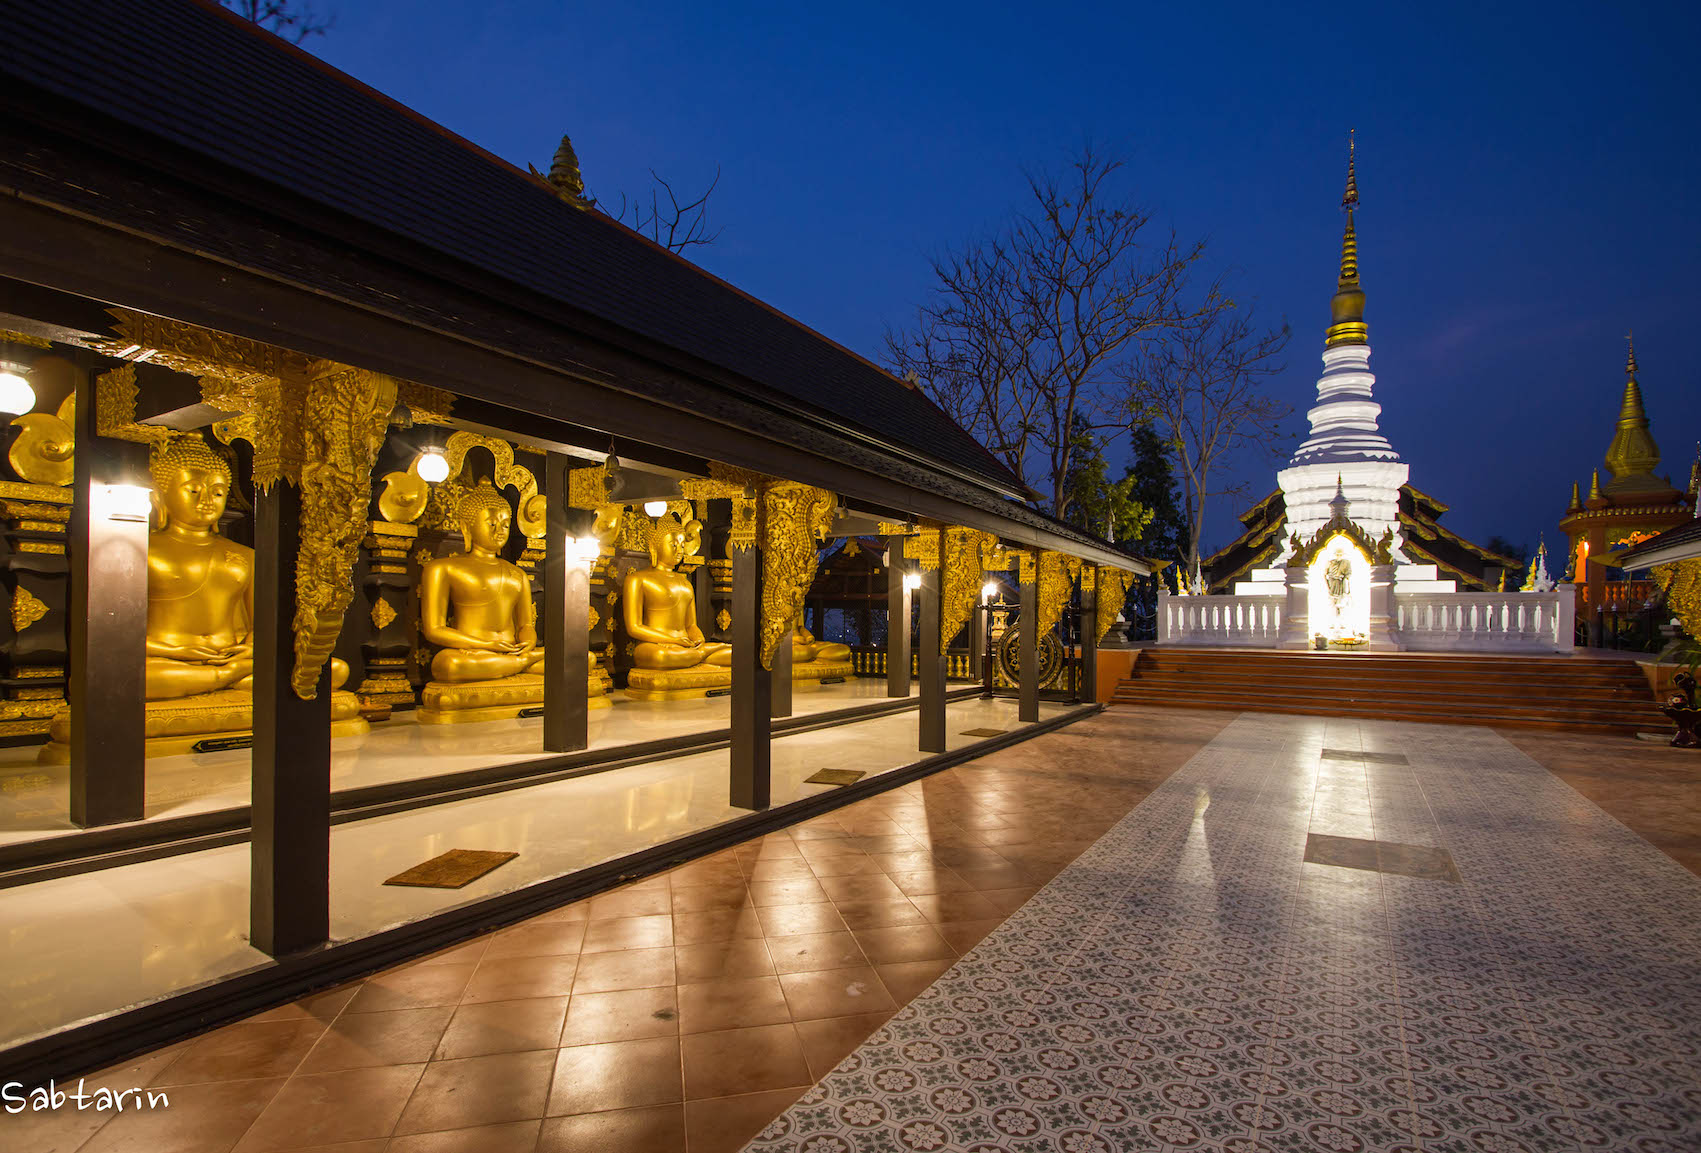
[1625,330,1638,376]
[1588,468,1603,501]
[1567,480,1582,513]
[1326,131,1367,348]
[1605,333,1660,482]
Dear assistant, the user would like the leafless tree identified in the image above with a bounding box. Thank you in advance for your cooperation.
[221,0,332,43]
[603,167,722,255]
[1130,287,1292,574]
[885,146,1203,518]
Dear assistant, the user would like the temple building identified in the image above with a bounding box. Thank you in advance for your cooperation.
[0,0,1140,1085]
[1161,143,1567,652]
[1557,339,1694,641]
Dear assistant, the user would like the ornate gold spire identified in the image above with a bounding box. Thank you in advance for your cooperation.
[1326,131,1367,348]
[1567,481,1582,513]
[1588,468,1604,502]
[1604,332,1661,485]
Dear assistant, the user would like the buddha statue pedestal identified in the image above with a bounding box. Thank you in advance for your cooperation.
[790,627,853,690]
[626,664,733,702]
[40,686,368,764]
[418,671,610,724]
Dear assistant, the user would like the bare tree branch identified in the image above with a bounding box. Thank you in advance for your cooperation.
[222,0,333,43]
[885,146,1204,517]
[602,167,723,255]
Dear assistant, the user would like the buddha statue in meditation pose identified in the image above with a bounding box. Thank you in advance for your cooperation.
[43,436,365,763]
[624,512,732,700]
[791,624,851,665]
[417,481,553,722]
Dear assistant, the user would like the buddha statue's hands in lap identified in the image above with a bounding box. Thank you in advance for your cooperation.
[625,514,730,670]
[145,439,256,700]
[420,482,544,683]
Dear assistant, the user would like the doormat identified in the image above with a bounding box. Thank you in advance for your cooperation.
[385,849,519,889]
[960,728,1007,738]
[806,768,866,786]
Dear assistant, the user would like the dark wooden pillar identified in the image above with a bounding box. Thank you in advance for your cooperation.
[917,553,945,753]
[543,452,589,753]
[886,536,910,697]
[1019,563,1039,722]
[251,480,332,957]
[693,563,715,639]
[1079,568,1098,705]
[67,364,148,827]
[969,583,988,694]
[730,542,771,810]
[771,621,793,718]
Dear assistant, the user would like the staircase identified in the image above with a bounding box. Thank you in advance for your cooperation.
[1111,648,1664,734]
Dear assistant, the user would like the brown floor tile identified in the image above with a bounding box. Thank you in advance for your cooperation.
[587,887,671,919]
[343,963,476,1014]
[676,973,793,1034]
[581,913,675,953]
[570,946,676,994]
[680,1023,811,1100]
[754,900,850,937]
[547,1037,683,1114]
[936,917,1006,953]
[461,956,579,1004]
[519,901,589,924]
[683,1088,808,1153]
[481,921,587,959]
[675,937,776,983]
[980,884,1040,913]
[83,1076,285,1153]
[402,939,491,968]
[666,859,746,888]
[866,850,939,873]
[154,1019,327,1084]
[794,1011,895,1079]
[297,1005,455,1072]
[787,820,851,841]
[234,1064,424,1151]
[804,854,884,877]
[852,923,957,964]
[816,873,906,903]
[247,984,360,1026]
[886,868,972,896]
[877,958,956,1002]
[776,965,898,1020]
[537,1104,686,1153]
[560,986,679,1045]
[744,858,818,881]
[766,930,869,974]
[746,877,829,906]
[436,997,569,1059]
[669,882,752,912]
[673,906,766,944]
[833,897,929,929]
[387,1120,541,1153]
[392,1050,555,1135]
[907,889,1001,923]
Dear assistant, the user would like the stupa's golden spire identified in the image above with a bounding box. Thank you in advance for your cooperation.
[1326,131,1368,347]
[1604,332,1660,482]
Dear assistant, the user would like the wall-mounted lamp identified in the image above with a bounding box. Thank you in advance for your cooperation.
[902,571,921,592]
[96,483,153,523]
[642,500,669,518]
[0,360,35,417]
[415,446,450,484]
[561,535,602,567]
[981,581,998,602]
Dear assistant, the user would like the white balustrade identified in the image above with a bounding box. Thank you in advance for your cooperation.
[1158,593,1284,647]
[1393,588,1574,652]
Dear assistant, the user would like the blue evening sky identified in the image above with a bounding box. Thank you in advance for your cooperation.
[305,0,1698,555]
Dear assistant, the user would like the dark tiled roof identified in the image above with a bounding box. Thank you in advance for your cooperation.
[0,0,1019,495]
[1618,518,1701,568]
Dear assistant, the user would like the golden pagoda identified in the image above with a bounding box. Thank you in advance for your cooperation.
[1558,337,1693,640]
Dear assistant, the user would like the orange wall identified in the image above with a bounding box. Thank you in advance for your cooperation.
[1095,649,1139,702]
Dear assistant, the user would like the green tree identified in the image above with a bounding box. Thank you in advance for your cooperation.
[1062,420,1153,545]
[1124,423,1187,564]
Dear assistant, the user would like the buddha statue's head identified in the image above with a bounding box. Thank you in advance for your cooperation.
[150,437,234,532]
[647,512,703,571]
[457,482,513,553]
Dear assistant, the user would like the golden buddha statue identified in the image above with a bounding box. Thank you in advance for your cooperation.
[624,512,733,700]
[42,437,366,763]
[789,623,854,687]
[417,481,608,722]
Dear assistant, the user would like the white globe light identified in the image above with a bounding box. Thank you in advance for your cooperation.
[981,581,997,601]
[0,369,35,416]
[415,448,450,483]
[643,500,668,517]
[902,572,921,592]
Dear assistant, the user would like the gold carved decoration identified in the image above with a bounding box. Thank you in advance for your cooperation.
[1095,567,1134,643]
[940,527,998,654]
[291,362,398,698]
[419,432,541,537]
[909,525,942,571]
[588,606,600,631]
[757,481,836,669]
[878,521,917,536]
[9,586,48,632]
[370,597,398,631]
[567,465,609,510]
[396,382,454,426]
[1652,559,1701,640]
[1035,552,1081,640]
[0,329,52,350]
[377,467,430,523]
[94,365,171,447]
[8,397,75,487]
[716,608,732,632]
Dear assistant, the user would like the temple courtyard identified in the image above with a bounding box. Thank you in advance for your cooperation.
[4,704,1696,1152]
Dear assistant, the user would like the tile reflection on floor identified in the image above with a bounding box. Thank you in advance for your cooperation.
[0,696,1069,1049]
[4,706,1229,1153]
[754,713,1701,1153]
